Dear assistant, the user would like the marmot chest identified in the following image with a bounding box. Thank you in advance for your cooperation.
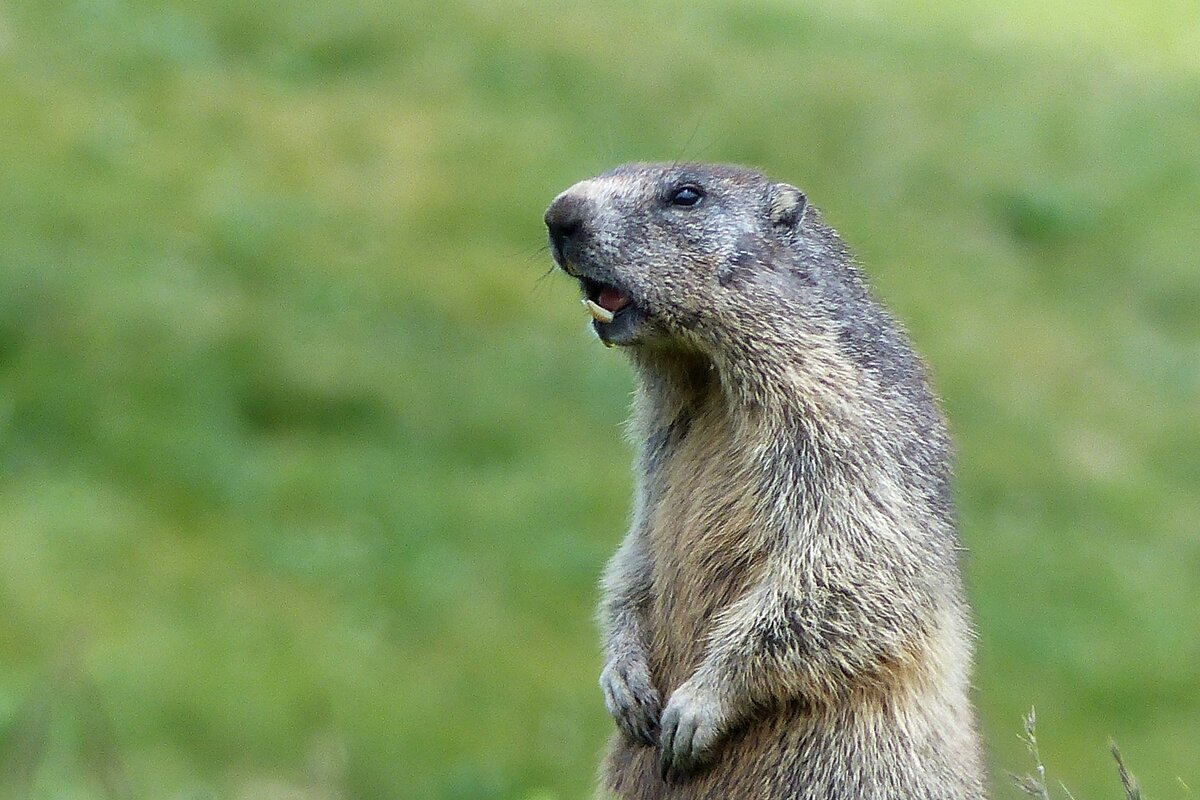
[643,413,765,687]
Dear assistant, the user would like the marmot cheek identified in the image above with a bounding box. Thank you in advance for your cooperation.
[717,263,736,288]
[718,249,756,288]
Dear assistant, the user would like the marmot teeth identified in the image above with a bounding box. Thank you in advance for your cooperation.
[582,298,615,323]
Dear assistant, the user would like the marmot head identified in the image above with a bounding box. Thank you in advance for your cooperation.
[545,163,813,352]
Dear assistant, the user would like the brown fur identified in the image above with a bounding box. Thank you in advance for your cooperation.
[546,164,989,799]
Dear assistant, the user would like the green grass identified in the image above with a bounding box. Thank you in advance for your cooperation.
[0,1,1197,797]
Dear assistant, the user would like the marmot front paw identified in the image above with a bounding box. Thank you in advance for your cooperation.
[600,655,661,746]
[658,678,730,779]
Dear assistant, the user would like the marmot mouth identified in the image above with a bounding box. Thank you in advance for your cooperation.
[580,277,632,324]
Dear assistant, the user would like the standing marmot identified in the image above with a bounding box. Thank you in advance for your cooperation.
[545,163,988,800]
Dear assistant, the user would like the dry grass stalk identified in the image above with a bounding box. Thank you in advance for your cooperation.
[1110,741,1142,800]
[1011,708,1151,800]
[1012,707,1054,800]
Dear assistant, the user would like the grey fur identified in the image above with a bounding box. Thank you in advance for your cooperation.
[545,164,988,800]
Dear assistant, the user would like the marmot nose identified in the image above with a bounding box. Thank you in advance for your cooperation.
[544,193,586,250]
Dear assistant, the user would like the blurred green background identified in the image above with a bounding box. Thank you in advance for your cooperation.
[1,0,1197,797]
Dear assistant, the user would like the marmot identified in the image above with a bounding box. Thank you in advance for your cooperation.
[545,163,988,800]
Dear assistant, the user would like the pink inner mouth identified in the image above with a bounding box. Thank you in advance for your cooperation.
[597,287,631,314]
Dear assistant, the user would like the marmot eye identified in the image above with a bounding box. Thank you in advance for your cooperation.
[669,185,704,207]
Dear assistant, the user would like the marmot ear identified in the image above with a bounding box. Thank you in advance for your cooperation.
[770,184,807,229]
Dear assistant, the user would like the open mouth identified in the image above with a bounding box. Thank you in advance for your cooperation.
[579,277,632,324]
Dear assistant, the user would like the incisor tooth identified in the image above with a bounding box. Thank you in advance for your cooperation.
[582,298,615,324]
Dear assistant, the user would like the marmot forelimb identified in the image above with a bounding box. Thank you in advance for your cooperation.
[545,163,988,800]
